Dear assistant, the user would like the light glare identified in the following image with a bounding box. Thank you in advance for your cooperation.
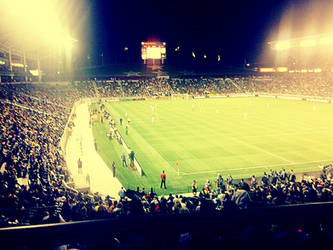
[275,41,291,50]
[300,39,317,47]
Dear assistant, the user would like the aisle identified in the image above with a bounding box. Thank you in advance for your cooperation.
[65,102,122,198]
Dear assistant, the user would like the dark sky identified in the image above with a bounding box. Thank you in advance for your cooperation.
[83,0,289,67]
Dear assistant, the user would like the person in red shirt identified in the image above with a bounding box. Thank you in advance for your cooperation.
[160,170,166,189]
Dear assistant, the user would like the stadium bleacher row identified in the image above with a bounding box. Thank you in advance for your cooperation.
[1,75,333,249]
[73,74,333,98]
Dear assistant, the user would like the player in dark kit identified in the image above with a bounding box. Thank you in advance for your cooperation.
[160,170,166,189]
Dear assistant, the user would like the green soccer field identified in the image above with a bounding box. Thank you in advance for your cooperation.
[92,97,333,195]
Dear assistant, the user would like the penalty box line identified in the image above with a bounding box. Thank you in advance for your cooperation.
[231,137,292,163]
[179,158,333,176]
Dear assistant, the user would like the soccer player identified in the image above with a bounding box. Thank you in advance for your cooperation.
[112,161,116,177]
[160,170,166,189]
[129,150,135,167]
[121,153,127,167]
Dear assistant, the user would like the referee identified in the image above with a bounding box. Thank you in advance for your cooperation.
[160,170,166,189]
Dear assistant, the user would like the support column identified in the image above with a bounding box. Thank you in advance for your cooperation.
[23,51,28,82]
[37,54,42,82]
[8,47,13,81]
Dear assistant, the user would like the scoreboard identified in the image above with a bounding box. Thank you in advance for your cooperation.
[141,42,166,63]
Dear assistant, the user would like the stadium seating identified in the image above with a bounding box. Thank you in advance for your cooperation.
[1,75,333,248]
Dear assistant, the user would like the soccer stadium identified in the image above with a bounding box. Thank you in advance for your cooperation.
[2,0,333,249]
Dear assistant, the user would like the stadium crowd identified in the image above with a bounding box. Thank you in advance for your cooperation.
[72,73,333,99]
[1,74,333,231]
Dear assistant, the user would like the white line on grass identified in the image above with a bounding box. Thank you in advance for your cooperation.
[180,158,333,175]
[132,127,176,172]
[240,128,332,139]
[109,106,177,173]
[231,137,292,163]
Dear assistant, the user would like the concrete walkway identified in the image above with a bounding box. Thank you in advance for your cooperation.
[65,102,122,198]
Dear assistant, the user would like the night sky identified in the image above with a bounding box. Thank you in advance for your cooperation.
[81,0,290,67]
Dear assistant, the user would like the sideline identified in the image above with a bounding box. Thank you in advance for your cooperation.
[231,137,292,163]
[65,102,122,197]
[180,158,332,175]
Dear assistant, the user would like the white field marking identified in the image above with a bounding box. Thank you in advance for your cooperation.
[130,127,177,172]
[231,137,292,163]
[109,106,176,173]
[240,128,332,139]
[180,158,333,175]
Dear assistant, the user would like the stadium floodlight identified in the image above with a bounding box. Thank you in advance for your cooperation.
[259,67,275,73]
[217,55,221,62]
[319,36,333,45]
[61,35,77,50]
[192,52,196,58]
[300,39,317,47]
[277,67,288,72]
[275,41,291,50]
[203,54,207,59]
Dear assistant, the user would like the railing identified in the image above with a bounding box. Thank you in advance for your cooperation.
[1,201,333,249]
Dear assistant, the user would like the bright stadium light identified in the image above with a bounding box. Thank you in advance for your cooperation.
[2,0,77,50]
[277,67,288,72]
[259,67,275,73]
[300,39,317,47]
[319,36,333,45]
[62,35,77,50]
[275,41,291,50]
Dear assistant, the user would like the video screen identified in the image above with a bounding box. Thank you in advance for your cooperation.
[141,42,166,60]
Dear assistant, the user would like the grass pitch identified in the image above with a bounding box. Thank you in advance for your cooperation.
[92,97,333,195]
